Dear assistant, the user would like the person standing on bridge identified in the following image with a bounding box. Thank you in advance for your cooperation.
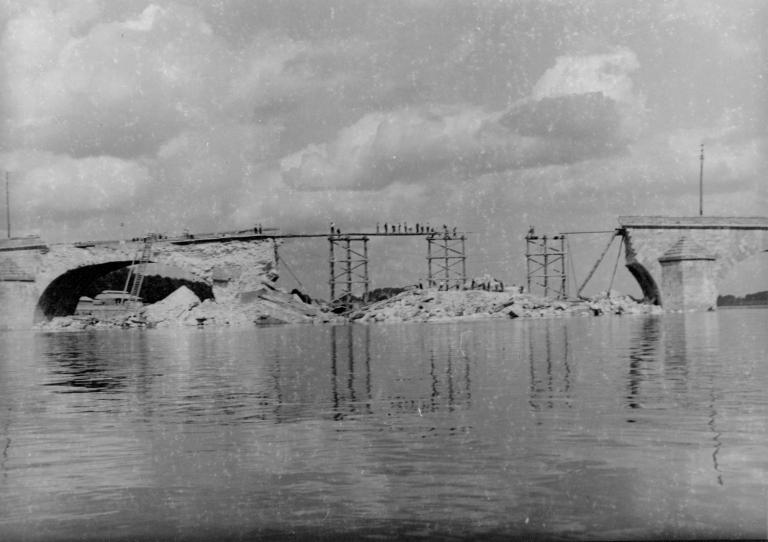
[376,222,380,233]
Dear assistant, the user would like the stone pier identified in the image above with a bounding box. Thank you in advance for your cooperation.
[619,216,768,308]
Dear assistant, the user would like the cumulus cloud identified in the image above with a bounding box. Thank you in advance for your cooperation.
[0,2,325,159]
[281,48,646,191]
[1,149,151,222]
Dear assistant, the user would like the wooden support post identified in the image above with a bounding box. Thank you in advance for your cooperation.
[363,237,369,301]
[427,237,433,287]
[443,236,449,289]
[329,236,335,301]
[543,235,549,298]
[345,237,352,299]
[560,235,567,299]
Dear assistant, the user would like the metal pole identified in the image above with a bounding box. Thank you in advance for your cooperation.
[5,172,10,239]
[699,143,704,216]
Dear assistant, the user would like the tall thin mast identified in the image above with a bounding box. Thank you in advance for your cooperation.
[5,171,10,239]
[699,143,704,216]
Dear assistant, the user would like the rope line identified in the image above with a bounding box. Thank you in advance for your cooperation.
[607,235,624,296]
[279,254,305,289]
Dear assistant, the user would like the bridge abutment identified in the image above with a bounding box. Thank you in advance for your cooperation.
[0,238,277,329]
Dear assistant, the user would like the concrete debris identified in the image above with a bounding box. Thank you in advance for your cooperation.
[36,286,661,332]
[142,285,201,326]
[349,288,662,323]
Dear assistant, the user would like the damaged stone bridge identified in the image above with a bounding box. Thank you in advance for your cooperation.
[0,234,277,330]
[619,216,768,310]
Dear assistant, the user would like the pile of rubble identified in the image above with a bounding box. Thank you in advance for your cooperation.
[38,283,341,330]
[143,284,343,327]
[37,283,661,331]
[349,288,661,323]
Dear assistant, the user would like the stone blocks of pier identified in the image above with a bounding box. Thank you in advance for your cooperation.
[658,237,718,311]
[619,216,768,308]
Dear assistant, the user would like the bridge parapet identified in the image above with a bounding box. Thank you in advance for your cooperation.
[618,216,768,306]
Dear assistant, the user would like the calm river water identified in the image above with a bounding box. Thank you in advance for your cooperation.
[1,310,766,541]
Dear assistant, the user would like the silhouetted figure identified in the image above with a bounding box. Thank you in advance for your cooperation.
[384,223,388,233]
[376,222,380,233]
[330,221,335,234]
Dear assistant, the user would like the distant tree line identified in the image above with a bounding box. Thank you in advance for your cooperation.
[84,268,214,304]
[717,290,768,306]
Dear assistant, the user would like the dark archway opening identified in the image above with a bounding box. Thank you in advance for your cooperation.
[83,267,214,305]
[625,261,661,305]
[35,261,135,322]
[35,263,215,322]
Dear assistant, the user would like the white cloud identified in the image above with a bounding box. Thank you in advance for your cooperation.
[281,49,647,192]
[2,149,152,220]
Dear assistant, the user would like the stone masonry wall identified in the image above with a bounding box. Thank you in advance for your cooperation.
[0,239,277,329]
[619,216,767,303]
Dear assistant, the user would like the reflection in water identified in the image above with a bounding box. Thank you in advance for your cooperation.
[708,385,724,486]
[39,332,130,393]
[329,324,373,419]
[1,408,9,483]
[626,316,662,414]
[527,321,572,411]
[627,314,725,486]
[1,311,764,540]
[329,324,473,420]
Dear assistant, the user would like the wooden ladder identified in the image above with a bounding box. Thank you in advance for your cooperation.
[124,235,155,304]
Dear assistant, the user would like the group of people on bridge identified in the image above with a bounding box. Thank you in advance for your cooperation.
[327,222,460,237]
[376,222,459,236]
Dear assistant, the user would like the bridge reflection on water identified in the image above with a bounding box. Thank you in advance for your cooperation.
[2,311,766,539]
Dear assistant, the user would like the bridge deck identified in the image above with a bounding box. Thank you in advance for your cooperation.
[619,216,768,230]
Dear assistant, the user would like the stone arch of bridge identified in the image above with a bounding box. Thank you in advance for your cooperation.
[35,261,138,322]
[624,259,661,305]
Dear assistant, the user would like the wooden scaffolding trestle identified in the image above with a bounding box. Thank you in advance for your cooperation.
[426,233,467,290]
[525,231,567,299]
[328,235,369,303]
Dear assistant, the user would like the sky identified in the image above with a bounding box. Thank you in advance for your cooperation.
[1,0,766,298]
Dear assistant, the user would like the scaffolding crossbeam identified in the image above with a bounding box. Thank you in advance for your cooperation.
[525,231,567,299]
